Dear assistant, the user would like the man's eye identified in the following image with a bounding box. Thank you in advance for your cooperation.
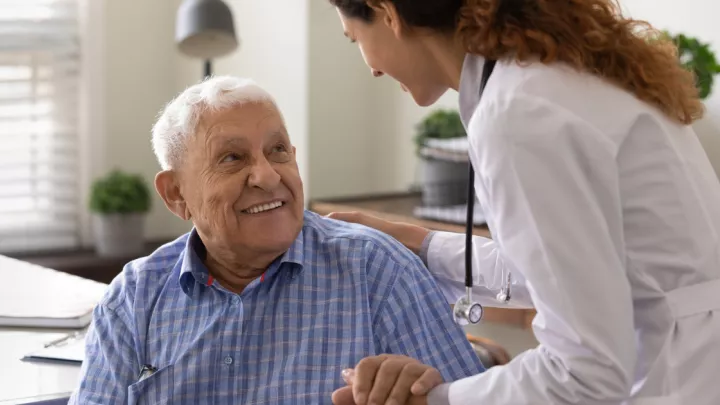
[270,144,291,162]
[221,153,242,163]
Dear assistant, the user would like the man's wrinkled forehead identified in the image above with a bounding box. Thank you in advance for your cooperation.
[195,101,288,145]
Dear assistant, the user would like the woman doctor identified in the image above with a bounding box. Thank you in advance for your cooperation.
[326,0,720,404]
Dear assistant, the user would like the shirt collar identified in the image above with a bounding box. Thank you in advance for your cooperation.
[178,226,306,296]
[458,52,488,128]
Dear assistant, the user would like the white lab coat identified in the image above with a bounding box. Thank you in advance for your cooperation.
[425,54,720,405]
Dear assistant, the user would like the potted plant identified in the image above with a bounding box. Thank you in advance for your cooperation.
[667,32,720,179]
[414,109,470,206]
[668,32,720,99]
[89,170,152,257]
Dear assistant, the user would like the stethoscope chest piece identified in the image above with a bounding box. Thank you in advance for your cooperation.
[454,290,483,325]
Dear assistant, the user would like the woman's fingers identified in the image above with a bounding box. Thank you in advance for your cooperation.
[326,211,389,230]
[331,386,355,405]
[326,212,430,254]
[367,358,407,405]
[385,362,429,405]
[411,368,444,396]
[352,355,388,404]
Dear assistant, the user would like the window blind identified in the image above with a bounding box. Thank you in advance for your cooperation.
[0,0,81,253]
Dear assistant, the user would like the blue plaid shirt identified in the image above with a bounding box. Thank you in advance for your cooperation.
[69,211,484,404]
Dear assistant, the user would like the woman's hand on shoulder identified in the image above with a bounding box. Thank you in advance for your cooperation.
[326,212,431,254]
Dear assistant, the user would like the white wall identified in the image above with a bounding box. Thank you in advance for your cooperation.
[307,2,377,198]
[620,0,720,179]
[80,0,191,246]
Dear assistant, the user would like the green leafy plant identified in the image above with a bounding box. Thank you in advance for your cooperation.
[414,109,466,157]
[89,170,151,214]
[667,32,720,99]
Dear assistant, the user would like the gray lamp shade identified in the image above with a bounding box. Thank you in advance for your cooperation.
[176,0,238,59]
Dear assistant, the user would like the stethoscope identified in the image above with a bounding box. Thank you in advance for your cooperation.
[452,59,513,325]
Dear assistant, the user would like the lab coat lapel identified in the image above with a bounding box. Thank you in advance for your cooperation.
[458,53,488,128]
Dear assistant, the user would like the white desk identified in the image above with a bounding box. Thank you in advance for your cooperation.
[0,328,80,404]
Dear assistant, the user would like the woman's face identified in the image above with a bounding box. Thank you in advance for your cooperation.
[335,6,450,107]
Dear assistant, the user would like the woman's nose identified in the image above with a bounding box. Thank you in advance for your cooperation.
[371,69,384,78]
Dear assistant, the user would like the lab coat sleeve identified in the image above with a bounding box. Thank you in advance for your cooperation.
[429,95,636,405]
[425,231,534,308]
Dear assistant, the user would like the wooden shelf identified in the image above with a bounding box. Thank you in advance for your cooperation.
[309,192,536,329]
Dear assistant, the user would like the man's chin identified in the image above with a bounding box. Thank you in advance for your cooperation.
[247,232,300,257]
[240,219,303,249]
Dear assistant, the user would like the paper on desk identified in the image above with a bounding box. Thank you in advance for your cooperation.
[0,255,108,328]
[23,334,86,364]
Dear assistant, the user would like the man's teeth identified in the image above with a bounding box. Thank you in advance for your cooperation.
[245,201,283,214]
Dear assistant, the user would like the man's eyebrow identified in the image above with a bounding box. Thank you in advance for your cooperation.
[207,135,248,151]
[266,129,289,141]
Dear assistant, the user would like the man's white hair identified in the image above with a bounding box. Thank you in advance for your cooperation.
[151,75,277,170]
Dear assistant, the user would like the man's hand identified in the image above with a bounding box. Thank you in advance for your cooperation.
[325,212,431,255]
[331,355,443,405]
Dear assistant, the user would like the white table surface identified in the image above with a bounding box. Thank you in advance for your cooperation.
[0,327,81,404]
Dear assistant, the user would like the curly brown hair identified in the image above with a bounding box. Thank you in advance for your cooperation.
[332,0,704,124]
[458,0,703,124]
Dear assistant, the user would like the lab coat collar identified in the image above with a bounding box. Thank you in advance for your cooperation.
[458,53,488,128]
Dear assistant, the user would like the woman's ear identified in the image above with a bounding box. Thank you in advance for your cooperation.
[367,1,404,38]
[155,170,191,221]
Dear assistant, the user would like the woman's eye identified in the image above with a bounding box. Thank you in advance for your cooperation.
[272,144,288,153]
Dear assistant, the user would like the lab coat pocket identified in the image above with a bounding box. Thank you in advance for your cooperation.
[127,364,175,405]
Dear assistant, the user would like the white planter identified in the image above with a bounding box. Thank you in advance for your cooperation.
[92,213,146,258]
[420,158,470,206]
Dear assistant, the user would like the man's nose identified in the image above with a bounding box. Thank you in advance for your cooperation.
[371,68,384,77]
[247,158,281,190]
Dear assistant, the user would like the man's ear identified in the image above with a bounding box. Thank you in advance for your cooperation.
[155,170,191,221]
[367,1,404,38]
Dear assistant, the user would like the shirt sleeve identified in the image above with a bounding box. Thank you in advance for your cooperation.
[428,94,636,405]
[372,253,486,381]
[67,300,139,404]
[425,231,535,308]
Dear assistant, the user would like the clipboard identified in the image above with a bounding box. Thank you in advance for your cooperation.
[21,331,86,365]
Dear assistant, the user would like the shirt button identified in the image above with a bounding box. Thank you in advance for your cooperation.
[224,356,233,365]
[231,297,240,306]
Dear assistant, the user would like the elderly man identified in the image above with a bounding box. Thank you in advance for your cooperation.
[69,76,484,404]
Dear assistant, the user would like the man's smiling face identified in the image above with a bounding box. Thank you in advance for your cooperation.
[178,101,304,257]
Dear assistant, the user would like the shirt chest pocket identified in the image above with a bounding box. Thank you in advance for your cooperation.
[127,364,175,405]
